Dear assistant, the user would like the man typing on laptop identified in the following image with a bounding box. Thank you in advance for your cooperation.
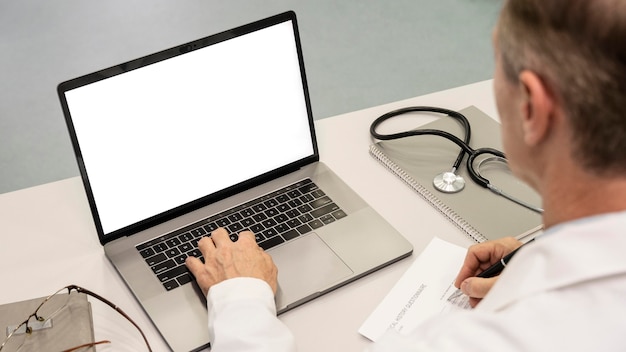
[186,0,626,350]
[57,11,412,351]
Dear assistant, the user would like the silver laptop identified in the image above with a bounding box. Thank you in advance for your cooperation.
[58,11,412,351]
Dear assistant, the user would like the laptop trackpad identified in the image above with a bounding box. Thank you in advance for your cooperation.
[270,233,353,311]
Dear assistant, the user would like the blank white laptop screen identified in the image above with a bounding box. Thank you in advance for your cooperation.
[64,21,314,235]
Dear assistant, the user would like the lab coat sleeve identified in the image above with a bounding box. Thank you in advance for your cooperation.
[207,277,297,352]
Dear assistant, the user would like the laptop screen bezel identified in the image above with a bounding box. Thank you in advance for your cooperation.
[57,11,319,245]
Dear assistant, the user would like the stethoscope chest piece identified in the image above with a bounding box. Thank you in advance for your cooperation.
[433,171,465,193]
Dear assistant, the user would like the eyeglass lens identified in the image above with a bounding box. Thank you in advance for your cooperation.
[2,288,72,351]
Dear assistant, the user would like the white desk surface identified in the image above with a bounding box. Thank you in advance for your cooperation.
[0,79,497,351]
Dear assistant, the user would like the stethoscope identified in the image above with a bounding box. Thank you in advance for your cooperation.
[369,106,543,214]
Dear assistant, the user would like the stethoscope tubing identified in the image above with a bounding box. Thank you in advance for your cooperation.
[370,106,470,171]
[370,107,503,189]
[370,106,543,214]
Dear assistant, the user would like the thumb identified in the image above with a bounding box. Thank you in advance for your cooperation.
[461,276,499,299]
[185,256,211,297]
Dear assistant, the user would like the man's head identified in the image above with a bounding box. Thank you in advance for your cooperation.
[494,0,626,178]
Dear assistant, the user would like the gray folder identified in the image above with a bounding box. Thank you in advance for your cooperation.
[370,106,543,242]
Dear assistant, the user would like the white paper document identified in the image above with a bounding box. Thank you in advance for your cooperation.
[358,237,472,342]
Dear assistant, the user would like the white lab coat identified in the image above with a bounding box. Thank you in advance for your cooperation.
[207,211,626,351]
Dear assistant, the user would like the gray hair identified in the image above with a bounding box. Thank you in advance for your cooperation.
[497,0,626,175]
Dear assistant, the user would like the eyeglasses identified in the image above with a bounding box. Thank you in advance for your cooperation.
[1,285,152,352]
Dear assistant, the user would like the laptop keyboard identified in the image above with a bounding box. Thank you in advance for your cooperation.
[136,178,348,291]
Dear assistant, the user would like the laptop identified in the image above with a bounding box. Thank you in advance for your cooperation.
[58,11,412,351]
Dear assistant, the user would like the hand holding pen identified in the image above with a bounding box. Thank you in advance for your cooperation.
[450,237,534,307]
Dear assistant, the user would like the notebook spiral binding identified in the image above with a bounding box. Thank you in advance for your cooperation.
[369,144,488,243]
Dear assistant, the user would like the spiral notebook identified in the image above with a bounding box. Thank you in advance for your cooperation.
[370,106,543,243]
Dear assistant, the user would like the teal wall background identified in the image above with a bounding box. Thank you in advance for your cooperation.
[0,1,500,194]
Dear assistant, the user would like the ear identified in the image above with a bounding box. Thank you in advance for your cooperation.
[518,70,555,146]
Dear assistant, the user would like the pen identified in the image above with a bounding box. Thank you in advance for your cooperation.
[448,238,535,301]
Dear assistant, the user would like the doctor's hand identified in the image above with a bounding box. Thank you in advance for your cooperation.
[454,237,522,307]
[185,228,278,297]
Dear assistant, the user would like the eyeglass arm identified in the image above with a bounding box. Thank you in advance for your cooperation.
[68,285,153,352]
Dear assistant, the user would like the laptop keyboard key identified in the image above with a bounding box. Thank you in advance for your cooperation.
[163,280,179,291]
[227,222,243,233]
[228,213,243,222]
[311,190,326,198]
[274,214,288,223]
[265,208,279,217]
[276,203,290,212]
[203,223,218,233]
[286,219,301,228]
[153,243,168,253]
[262,228,278,238]
[332,209,347,219]
[250,224,265,233]
[252,213,268,222]
[165,248,181,258]
[179,232,194,242]
[177,273,192,286]
[264,198,279,208]
[152,259,176,275]
[320,214,335,225]
[178,242,193,253]
[190,237,202,247]
[242,217,255,227]
[157,265,188,282]
[296,224,312,235]
[287,199,303,208]
[262,219,277,228]
[240,208,255,217]
[308,219,324,229]
[253,232,264,242]
[139,248,155,258]
[282,229,299,241]
[259,235,285,250]
[310,196,332,209]
[216,218,230,227]
[165,238,181,248]
[187,249,202,258]
[299,193,314,203]
[287,190,301,198]
[174,254,187,265]
[310,203,340,218]
[146,253,167,266]
[251,203,267,212]
[275,223,290,233]
[298,182,317,194]
[298,213,314,223]
[285,209,300,218]
[190,227,207,237]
